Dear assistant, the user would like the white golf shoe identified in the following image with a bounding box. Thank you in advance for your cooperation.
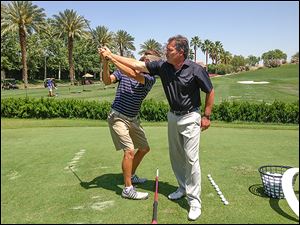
[188,206,201,221]
[121,186,149,200]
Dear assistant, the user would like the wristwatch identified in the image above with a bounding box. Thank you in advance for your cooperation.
[203,114,210,120]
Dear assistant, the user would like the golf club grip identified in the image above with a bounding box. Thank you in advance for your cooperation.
[151,201,158,224]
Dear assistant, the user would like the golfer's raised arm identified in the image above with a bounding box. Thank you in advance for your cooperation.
[99,47,149,73]
[98,48,145,84]
[110,57,145,84]
[102,58,115,85]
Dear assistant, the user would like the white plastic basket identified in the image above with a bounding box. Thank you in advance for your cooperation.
[258,165,296,199]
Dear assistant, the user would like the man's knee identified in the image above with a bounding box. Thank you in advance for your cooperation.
[123,149,134,160]
[139,146,150,154]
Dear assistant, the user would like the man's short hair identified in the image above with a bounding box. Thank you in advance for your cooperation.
[168,35,189,59]
[139,50,161,62]
[143,49,161,57]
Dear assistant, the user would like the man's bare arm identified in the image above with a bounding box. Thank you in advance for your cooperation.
[201,88,215,131]
[203,88,214,117]
[102,59,116,85]
[99,48,145,84]
[100,47,149,73]
[110,57,145,84]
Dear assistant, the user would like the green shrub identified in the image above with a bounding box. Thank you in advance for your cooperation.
[1,98,298,124]
[215,64,234,75]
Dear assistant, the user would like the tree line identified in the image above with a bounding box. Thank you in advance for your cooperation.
[1,1,298,87]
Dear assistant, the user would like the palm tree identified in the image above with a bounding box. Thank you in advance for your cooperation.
[1,1,46,88]
[114,30,135,56]
[93,26,114,48]
[93,25,114,81]
[214,41,223,64]
[190,36,201,62]
[53,9,88,84]
[220,51,232,65]
[200,39,212,70]
[188,49,194,60]
[208,41,223,65]
[139,38,162,55]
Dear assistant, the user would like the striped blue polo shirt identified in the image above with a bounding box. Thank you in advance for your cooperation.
[111,70,156,118]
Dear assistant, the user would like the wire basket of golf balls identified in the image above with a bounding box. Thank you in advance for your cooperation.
[258,165,296,199]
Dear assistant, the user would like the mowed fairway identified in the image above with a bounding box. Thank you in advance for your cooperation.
[1,119,299,224]
[1,64,299,104]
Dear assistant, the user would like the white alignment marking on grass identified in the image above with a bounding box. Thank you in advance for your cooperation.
[7,170,21,180]
[70,206,84,210]
[90,201,114,211]
[237,80,269,84]
[207,193,214,197]
[92,196,101,199]
[65,149,86,171]
[100,166,109,169]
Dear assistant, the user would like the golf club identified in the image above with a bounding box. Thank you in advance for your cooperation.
[84,18,101,48]
[68,165,83,183]
[84,18,110,60]
[151,168,159,224]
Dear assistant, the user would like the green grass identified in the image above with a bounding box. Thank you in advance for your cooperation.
[1,118,299,224]
[212,64,299,103]
[1,64,299,104]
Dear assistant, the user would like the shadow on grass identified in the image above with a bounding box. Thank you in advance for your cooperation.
[249,184,299,222]
[78,172,189,211]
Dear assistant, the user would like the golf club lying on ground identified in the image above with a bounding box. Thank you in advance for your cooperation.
[151,168,159,224]
[68,165,82,183]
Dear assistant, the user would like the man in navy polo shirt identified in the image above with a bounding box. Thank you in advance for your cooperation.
[100,35,214,220]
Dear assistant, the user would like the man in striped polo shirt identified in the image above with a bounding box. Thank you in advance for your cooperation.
[101,50,161,200]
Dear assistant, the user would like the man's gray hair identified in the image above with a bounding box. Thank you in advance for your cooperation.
[168,35,189,59]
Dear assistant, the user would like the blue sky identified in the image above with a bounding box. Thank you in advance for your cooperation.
[32,1,299,61]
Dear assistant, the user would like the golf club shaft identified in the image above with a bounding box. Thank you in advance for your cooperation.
[84,19,101,47]
[84,19,110,61]
[151,169,159,224]
[68,166,82,183]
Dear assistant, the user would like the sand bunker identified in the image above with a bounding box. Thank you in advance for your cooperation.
[237,81,269,84]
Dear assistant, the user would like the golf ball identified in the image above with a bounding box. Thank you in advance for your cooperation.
[208,174,211,177]
[224,200,229,205]
[219,194,224,199]
[215,187,220,192]
[217,190,222,195]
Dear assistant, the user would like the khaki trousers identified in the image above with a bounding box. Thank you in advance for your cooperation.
[167,111,201,208]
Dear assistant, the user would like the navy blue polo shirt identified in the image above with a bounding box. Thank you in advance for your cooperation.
[146,59,213,111]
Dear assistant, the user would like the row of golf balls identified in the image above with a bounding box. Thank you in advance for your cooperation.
[208,174,229,205]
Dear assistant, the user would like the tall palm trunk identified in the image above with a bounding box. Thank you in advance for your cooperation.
[58,64,61,80]
[194,46,197,62]
[119,43,123,56]
[68,37,75,85]
[205,51,209,71]
[99,60,103,82]
[19,27,28,89]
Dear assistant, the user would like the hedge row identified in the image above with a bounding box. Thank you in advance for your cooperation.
[1,97,299,124]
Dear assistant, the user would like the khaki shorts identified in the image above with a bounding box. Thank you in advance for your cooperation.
[107,110,149,151]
